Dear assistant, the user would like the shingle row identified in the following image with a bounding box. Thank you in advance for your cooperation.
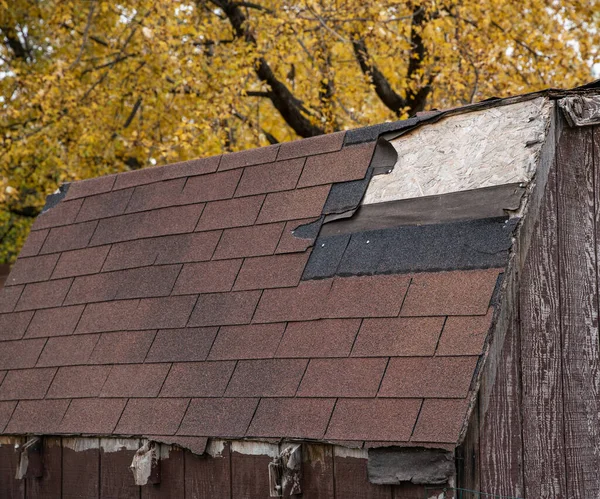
[0,269,498,340]
[0,395,467,444]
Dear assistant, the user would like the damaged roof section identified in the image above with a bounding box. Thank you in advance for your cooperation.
[0,89,553,456]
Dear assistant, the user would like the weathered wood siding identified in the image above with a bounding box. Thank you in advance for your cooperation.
[477,116,600,498]
[0,437,437,499]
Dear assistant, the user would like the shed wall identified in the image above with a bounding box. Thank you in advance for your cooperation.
[0,437,439,499]
[475,117,600,498]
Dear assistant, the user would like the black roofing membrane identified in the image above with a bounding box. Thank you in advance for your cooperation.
[302,216,518,280]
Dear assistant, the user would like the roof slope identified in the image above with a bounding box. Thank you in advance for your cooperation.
[0,114,506,451]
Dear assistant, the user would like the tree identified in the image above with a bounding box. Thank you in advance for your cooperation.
[0,0,598,262]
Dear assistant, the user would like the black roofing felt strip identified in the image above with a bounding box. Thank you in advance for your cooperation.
[42,183,70,213]
[302,216,518,280]
[322,137,398,216]
[302,233,351,280]
[320,183,526,237]
[344,116,425,145]
[292,216,324,240]
[345,86,566,146]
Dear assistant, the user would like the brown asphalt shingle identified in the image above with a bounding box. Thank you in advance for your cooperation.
[0,131,505,450]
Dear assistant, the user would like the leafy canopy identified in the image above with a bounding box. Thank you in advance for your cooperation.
[0,0,598,262]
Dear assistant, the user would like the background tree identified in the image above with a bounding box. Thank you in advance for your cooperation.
[0,0,598,262]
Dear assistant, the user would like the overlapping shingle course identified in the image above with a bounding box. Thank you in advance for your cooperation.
[0,129,503,450]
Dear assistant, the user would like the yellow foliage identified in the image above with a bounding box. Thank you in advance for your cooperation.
[0,0,598,262]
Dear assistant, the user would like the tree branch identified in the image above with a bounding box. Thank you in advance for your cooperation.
[234,2,274,14]
[352,5,433,117]
[123,97,142,128]
[206,0,324,137]
[70,0,97,69]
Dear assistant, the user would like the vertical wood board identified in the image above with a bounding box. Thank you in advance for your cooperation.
[479,311,524,497]
[184,443,231,498]
[25,437,62,499]
[62,439,100,499]
[141,445,185,499]
[557,123,600,498]
[302,443,335,499]
[333,453,392,499]
[519,160,567,498]
[0,438,25,499]
[100,446,139,499]
[231,450,273,499]
[457,396,480,494]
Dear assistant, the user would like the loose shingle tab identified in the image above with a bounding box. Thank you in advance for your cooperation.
[1,114,516,452]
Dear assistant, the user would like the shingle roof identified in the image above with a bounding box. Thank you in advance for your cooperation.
[0,121,506,451]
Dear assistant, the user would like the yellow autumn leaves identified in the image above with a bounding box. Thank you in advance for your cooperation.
[0,0,598,262]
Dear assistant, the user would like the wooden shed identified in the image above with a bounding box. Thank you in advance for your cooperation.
[1,82,599,498]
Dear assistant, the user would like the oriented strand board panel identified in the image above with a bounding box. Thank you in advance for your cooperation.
[364,97,552,204]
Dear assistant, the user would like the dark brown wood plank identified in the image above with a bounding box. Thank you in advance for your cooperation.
[0,437,25,499]
[142,444,184,499]
[556,123,600,497]
[302,443,335,499]
[62,438,100,499]
[333,451,391,499]
[392,482,429,499]
[230,443,275,499]
[520,157,567,498]
[184,443,231,498]
[479,311,524,497]
[456,396,480,495]
[25,437,61,499]
[100,440,140,499]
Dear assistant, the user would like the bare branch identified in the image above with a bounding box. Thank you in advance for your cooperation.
[352,5,434,117]
[207,0,323,137]
[123,97,142,128]
[70,0,97,69]
[246,91,270,97]
[60,22,110,47]
[234,2,274,14]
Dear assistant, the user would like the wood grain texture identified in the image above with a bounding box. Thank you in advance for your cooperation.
[184,444,231,498]
[333,453,392,499]
[520,158,567,498]
[100,446,139,499]
[557,123,600,498]
[479,310,524,497]
[392,482,430,499]
[457,396,480,494]
[231,451,272,499]
[0,438,25,499]
[142,445,184,499]
[555,123,600,497]
[25,438,62,499]
[62,440,100,499]
[302,443,335,499]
